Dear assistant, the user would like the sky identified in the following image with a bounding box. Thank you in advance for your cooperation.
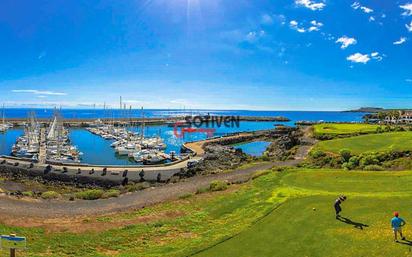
[0,0,411,111]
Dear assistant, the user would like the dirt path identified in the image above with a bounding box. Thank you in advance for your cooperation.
[0,130,315,220]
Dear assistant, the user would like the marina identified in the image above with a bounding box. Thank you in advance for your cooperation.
[0,109,366,166]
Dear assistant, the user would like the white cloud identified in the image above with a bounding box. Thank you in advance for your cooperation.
[369,16,375,22]
[11,89,67,96]
[346,53,371,64]
[290,20,306,32]
[295,0,325,11]
[261,14,273,25]
[400,3,412,16]
[245,30,265,42]
[371,52,384,61]
[393,37,407,45]
[351,2,374,13]
[336,36,357,49]
[406,79,412,83]
[406,22,412,32]
[361,6,373,13]
[290,20,322,33]
[311,20,323,27]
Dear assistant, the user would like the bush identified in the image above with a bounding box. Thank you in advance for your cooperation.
[310,150,326,159]
[261,154,271,162]
[75,189,104,200]
[22,191,34,197]
[339,149,351,162]
[196,187,209,194]
[124,182,150,192]
[363,165,384,171]
[102,189,120,199]
[209,180,228,192]
[376,127,384,133]
[359,154,379,167]
[41,191,60,199]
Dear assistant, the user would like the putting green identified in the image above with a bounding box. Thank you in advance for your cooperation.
[314,132,412,154]
[313,123,380,136]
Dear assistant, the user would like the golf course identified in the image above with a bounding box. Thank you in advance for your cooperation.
[315,131,412,154]
[2,168,412,256]
[2,123,412,256]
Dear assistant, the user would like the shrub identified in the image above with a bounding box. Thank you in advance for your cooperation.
[41,191,60,199]
[261,154,271,161]
[209,180,228,192]
[310,150,326,159]
[363,165,384,171]
[124,182,150,192]
[196,187,209,194]
[376,127,384,133]
[359,154,379,167]
[22,191,34,197]
[75,189,104,200]
[102,189,120,199]
[339,149,351,162]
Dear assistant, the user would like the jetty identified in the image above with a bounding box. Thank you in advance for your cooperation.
[3,115,290,127]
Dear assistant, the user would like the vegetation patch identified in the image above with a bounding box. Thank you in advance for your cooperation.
[75,189,105,200]
[41,191,60,199]
[209,180,229,192]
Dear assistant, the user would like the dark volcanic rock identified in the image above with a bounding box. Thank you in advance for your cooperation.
[265,129,302,160]
[191,144,248,174]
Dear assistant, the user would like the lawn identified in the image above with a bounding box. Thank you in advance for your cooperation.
[196,169,412,257]
[314,131,412,154]
[313,123,380,136]
[3,168,412,257]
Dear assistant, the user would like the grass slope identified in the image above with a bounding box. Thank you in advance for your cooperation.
[313,123,380,136]
[314,132,412,154]
[196,169,412,257]
[3,169,412,256]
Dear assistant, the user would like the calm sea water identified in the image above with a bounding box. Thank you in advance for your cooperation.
[235,141,272,157]
[1,108,365,122]
[0,109,366,165]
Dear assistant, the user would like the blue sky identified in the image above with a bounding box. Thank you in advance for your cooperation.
[0,0,411,110]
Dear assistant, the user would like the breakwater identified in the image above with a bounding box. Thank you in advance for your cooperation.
[4,116,290,127]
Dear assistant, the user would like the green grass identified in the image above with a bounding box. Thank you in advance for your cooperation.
[313,123,380,136]
[314,131,412,154]
[4,168,412,256]
[196,169,412,257]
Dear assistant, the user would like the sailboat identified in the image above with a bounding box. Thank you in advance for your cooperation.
[0,104,12,132]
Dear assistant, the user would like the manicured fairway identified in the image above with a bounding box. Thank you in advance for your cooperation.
[314,132,412,154]
[3,168,412,257]
[313,123,380,136]
[195,170,412,257]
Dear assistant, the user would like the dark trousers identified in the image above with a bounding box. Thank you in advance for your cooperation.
[334,205,342,215]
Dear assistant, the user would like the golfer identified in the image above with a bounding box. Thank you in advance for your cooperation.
[334,195,346,218]
[391,212,406,242]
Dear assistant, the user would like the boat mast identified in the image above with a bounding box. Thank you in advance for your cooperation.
[2,104,5,125]
[141,106,145,142]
